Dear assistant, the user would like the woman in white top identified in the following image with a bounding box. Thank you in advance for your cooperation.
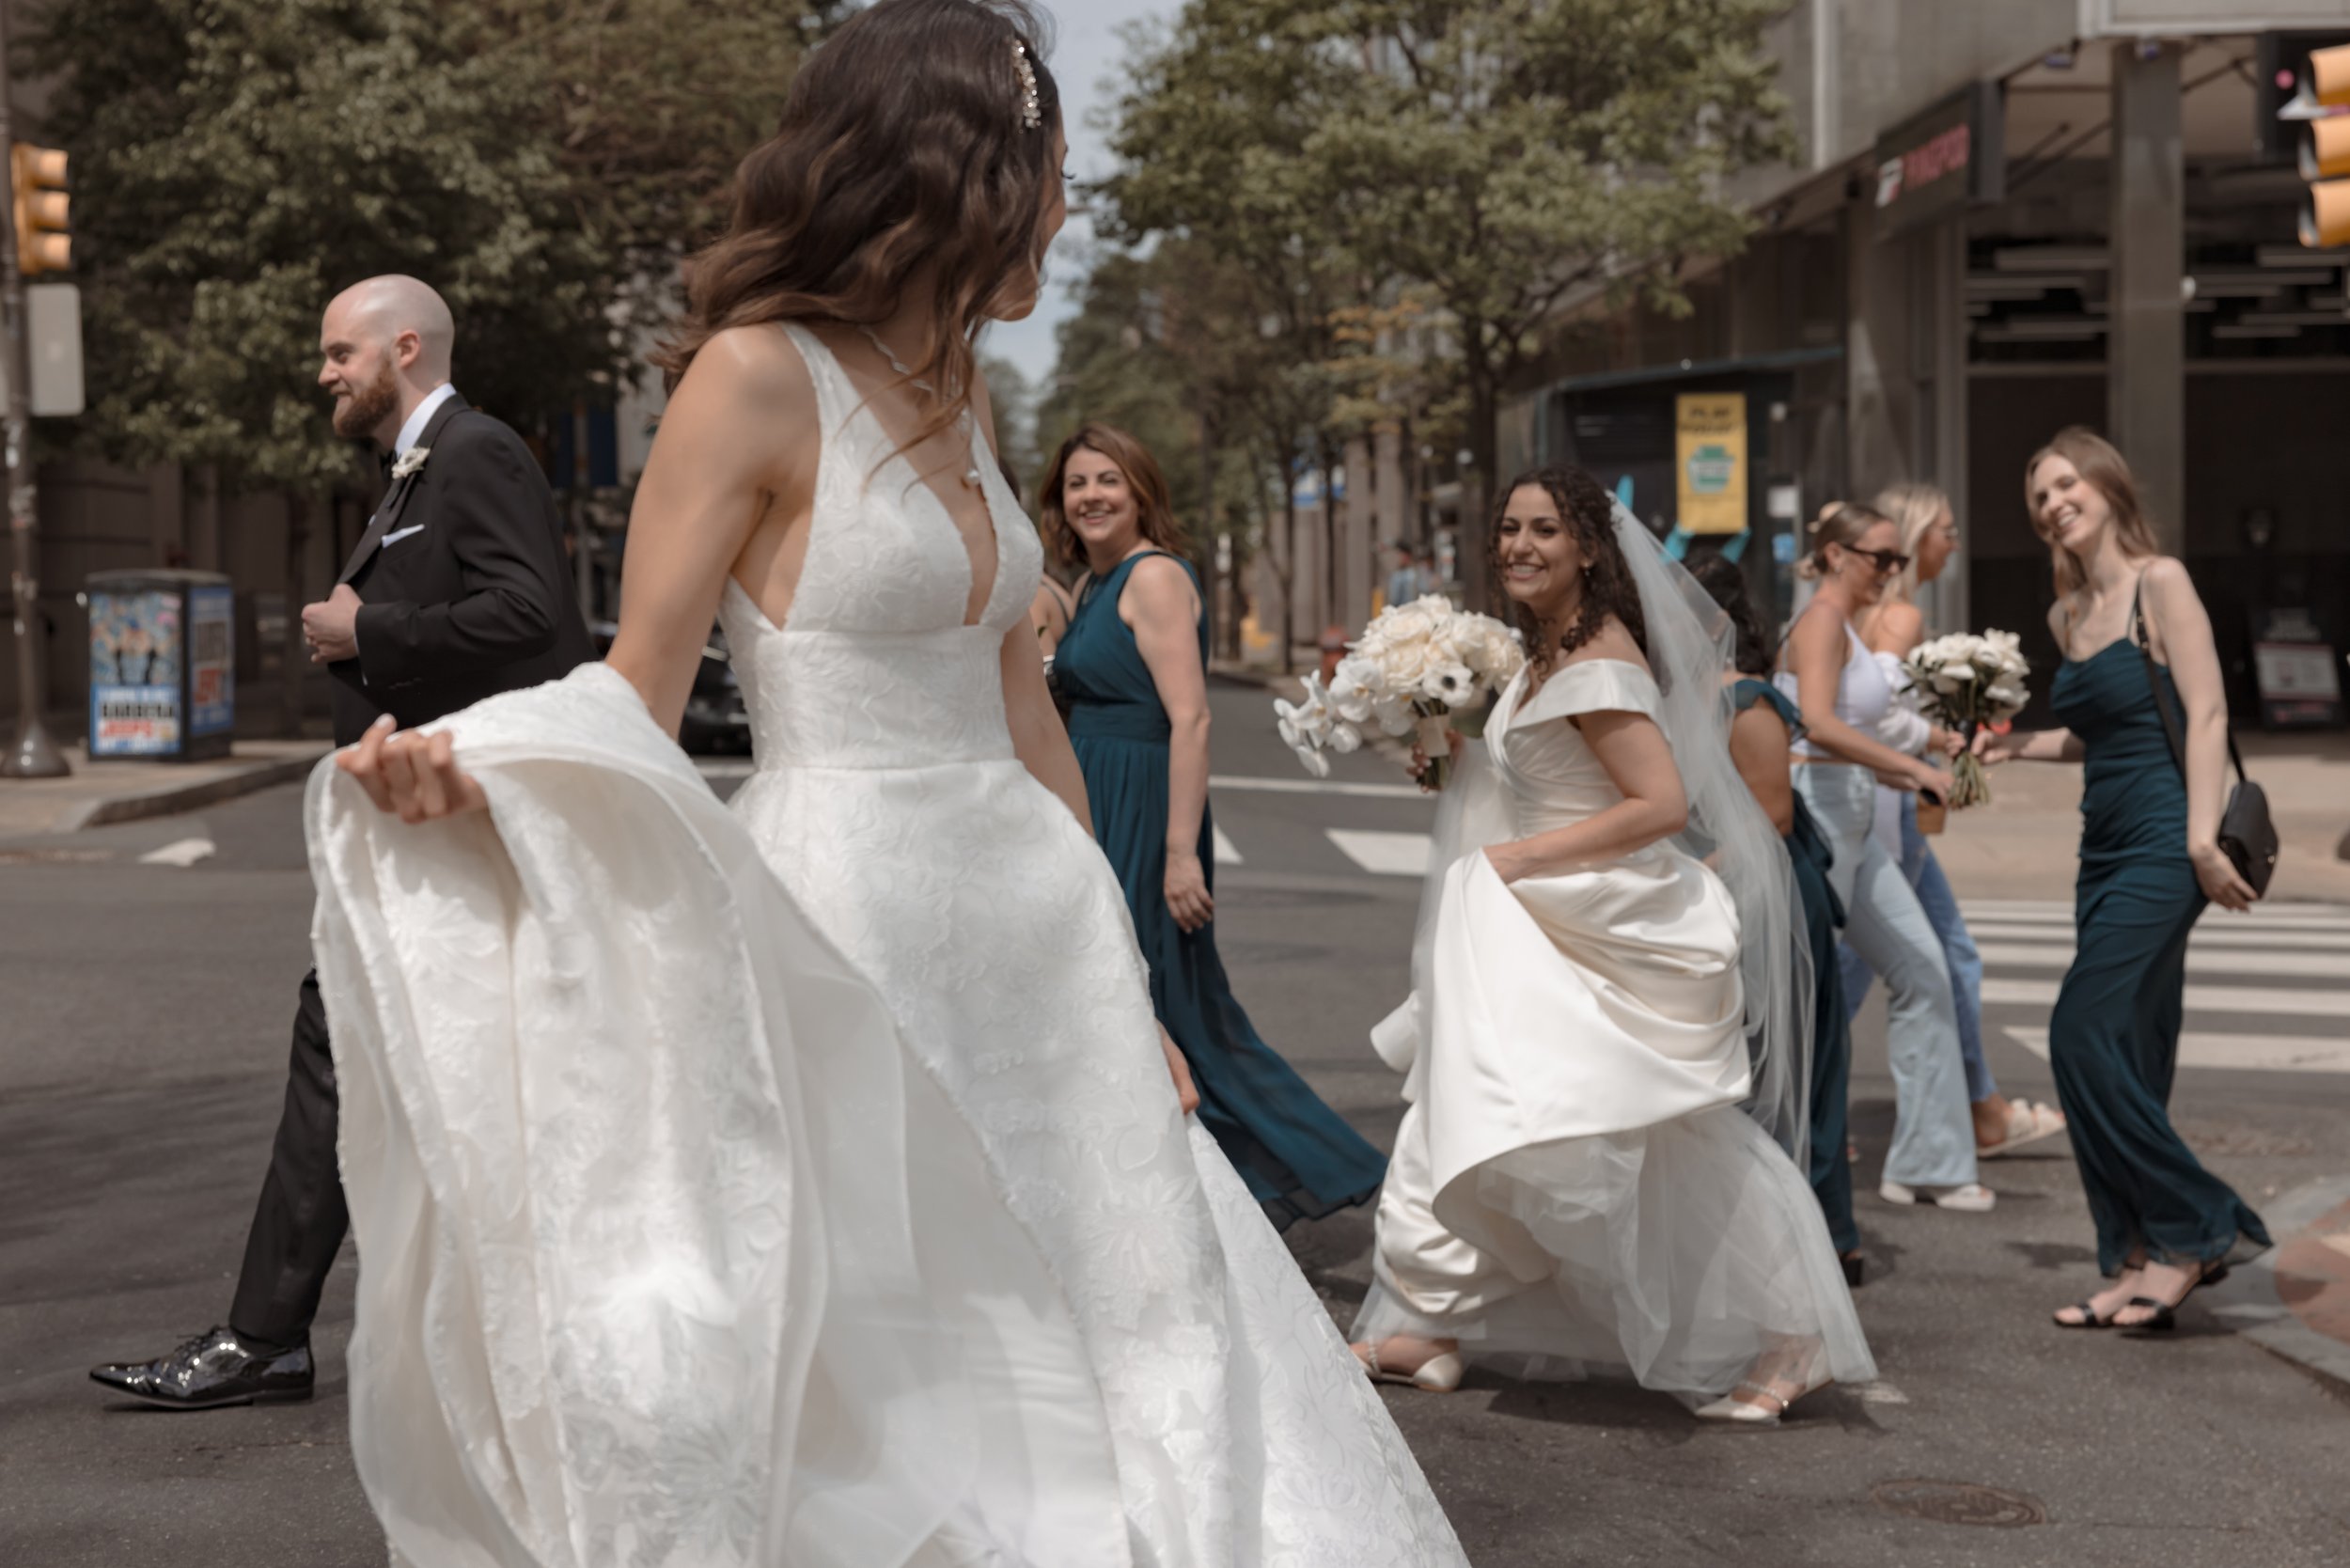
[1778,503,1986,1209]
[1349,466,1873,1427]
[1841,484,2066,1159]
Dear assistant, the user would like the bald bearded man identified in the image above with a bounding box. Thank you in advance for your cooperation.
[91,278,592,1409]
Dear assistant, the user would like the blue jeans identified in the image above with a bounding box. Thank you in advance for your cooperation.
[1840,793,1997,1105]
[1795,767,1978,1188]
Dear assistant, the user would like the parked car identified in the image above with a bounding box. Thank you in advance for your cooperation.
[588,619,749,755]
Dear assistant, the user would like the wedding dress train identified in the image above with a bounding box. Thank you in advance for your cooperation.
[309,323,1465,1568]
[1354,660,1875,1405]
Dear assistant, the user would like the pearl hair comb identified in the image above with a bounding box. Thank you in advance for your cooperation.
[1011,39,1042,131]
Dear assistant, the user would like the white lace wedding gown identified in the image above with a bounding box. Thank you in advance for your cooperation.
[307,322,1465,1568]
[1354,660,1874,1404]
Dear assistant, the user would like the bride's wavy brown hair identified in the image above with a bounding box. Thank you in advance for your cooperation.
[653,0,1062,456]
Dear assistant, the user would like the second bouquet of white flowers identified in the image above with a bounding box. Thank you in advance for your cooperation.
[1904,629,2031,808]
[1273,594,1525,790]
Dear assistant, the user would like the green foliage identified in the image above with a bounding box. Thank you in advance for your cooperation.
[28,0,829,494]
[476,0,835,307]
[1095,0,1792,541]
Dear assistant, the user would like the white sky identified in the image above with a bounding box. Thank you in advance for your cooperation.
[982,0,1180,392]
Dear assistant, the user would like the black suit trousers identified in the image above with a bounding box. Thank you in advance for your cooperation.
[228,970,348,1347]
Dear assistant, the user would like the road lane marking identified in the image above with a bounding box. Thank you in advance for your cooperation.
[1213,825,1243,866]
[1981,978,2350,1018]
[1964,923,2350,951]
[136,838,216,868]
[1211,774,1427,799]
[2003,1027,2350,1074]
[1326,828,1434,877]
[1973,943,2349,980]
[1962,900,2350,933]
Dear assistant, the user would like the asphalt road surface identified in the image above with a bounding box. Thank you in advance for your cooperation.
[4,677,2346,1565]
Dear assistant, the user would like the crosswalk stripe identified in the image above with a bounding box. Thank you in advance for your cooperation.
[1325,828,1434,877]
[1212,774,1428,800]
[1974,943,2349,980]
[2004,1027,2350,1074]
[1965,922,2350,952]
[1962,900,2350,933]
[1981,977,2350,1018]
[1213,825,1243,866]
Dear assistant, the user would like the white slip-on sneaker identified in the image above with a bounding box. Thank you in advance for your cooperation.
[1879,1178,1997,1212]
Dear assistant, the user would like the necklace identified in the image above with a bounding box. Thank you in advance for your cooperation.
[857,325,984,491]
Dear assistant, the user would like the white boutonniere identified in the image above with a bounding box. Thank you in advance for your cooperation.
[391,446,431,479]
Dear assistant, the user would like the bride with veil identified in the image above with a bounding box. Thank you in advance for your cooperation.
[310,3,1467,1563]
[1350,465,1873,1424]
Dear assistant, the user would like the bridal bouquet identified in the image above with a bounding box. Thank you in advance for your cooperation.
[1274,595,1525,790]
[1904,630,2030,808]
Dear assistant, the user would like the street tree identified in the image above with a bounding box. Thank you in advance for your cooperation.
[1102,0,1791,606]
[1096,8,1371,660]
[474,0,837,316]
[1040,238,1334,666]
[27,0,751,725]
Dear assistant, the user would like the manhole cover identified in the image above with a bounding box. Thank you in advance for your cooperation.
[1870,1479,2047,1528]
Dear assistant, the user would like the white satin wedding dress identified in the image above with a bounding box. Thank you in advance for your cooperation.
[1354,659,1874,1405]
[307,322,1465,1568]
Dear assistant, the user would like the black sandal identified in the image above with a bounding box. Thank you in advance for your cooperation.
[2117,1262,2231,1334]
[2053,1298,2120,1329]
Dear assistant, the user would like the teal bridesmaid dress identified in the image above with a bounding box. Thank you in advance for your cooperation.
[1733,679,1856,1255]
[2046,635,2269,1277]
[1056,550,1387,1230]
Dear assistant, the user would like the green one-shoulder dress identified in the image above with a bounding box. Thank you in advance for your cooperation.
[1056,550,1387,1230]
[1733,678,1856,1254]
[2047,635,2269,1276]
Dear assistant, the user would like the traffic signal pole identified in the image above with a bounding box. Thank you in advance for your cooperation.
[0,1,67,777]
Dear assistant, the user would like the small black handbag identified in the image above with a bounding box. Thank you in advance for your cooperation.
[2132,582,2279,898]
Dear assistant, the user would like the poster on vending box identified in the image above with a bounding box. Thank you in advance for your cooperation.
[88,589,183,757]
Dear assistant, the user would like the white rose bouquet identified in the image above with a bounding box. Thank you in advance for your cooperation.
[1904,629,2030,808]
[1274,594,1525,790]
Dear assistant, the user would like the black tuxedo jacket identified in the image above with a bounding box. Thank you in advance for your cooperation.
[328,392,595,747]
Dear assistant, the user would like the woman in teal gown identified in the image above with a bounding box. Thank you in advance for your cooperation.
[1691,554,1860,1278]
[1981,429,2268,1330]
[1041,425,1386,1230]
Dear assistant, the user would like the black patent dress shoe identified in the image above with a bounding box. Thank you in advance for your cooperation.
[89,1325,314,1410]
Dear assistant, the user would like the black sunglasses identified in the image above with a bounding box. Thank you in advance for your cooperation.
[1840,546,1910,573]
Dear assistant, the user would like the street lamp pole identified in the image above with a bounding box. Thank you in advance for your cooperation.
[0,2,67,777]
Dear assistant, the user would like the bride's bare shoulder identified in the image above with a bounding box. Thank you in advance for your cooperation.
[682,321,816,397]
[1559,617,1653,677]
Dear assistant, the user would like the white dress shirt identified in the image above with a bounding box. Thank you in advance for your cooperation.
[392,382,459,459]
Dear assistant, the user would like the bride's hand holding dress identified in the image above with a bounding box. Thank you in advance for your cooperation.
[314,319,1462,1567]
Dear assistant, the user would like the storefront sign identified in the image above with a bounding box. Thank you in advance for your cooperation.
[88,588,184,757]
[1673,394,1748,535]
[1872,81,2003,240]
[2252,606,2344,727]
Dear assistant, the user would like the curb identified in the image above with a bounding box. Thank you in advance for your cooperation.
[2208,1173,2350,1396]
[60,750,332,834]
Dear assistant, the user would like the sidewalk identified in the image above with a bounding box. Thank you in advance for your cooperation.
[0,741,331,839]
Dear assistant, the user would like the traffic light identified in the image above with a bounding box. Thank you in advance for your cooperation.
[10,143,69,275]
[2276,42,2350,247]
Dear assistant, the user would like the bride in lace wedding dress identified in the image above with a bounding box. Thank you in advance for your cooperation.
[310,5,1465,1566]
